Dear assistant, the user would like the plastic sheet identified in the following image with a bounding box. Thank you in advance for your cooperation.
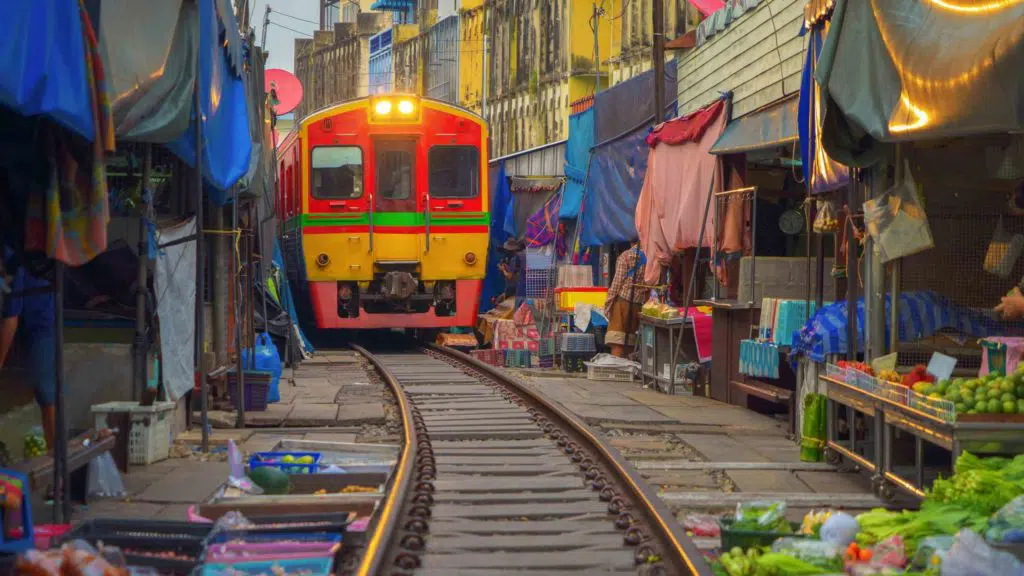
[0,0,93,140]
[562,108,594,219]
[942,529,1022,576]
[579,127,649,247]
[155,218,197,401]
[86,453,126,498]
[479,161,512,312]
[167,0,251,197]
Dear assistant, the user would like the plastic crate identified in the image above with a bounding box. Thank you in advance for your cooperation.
[201,557,334,576]
[560,333,596,353]
[66,518,210,572]
[538,338,557,356]
[561,352,590,373]
[471,349,504,367]
[505,350,532,368]
[0,469,33,553]
[91,401,175,465]
[249,452,322,475]
[227,370,273,412]
[585,362,634,382]
[719,518,805,550]
[535,355,554,369]
[555,287,608,311]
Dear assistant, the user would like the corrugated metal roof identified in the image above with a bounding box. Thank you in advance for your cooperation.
[490,140,567,178]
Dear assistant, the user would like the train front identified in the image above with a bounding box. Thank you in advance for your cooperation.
[296,94,489,330]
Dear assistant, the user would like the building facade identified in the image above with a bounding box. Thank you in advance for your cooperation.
[294,14,390,119]
[297,1,695,157]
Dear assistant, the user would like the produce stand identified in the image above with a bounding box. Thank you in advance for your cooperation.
[12,431,115,495]
[639,314,698,395]
[821,365,1024,501]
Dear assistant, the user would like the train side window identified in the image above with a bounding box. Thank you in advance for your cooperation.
[376,140,416,200]
[428,146,479,198]
[312,146,363,199]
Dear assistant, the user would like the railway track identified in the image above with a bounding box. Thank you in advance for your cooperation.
[348,342,710,576]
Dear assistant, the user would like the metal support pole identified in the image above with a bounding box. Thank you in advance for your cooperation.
[481,34,489,119]
[134,145,152,402]
[889,148,902,355]
[846,175,858,361]
[213,206,228,367]
[194,77,209,453]
[234,199,245,428]
[53,262,70,523]
[653,0,666,123]
[867,167,886,361]
[593,1,600,94]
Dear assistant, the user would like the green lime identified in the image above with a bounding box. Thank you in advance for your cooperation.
[954,402,966,413]
[1001,380,1015,393]
[989,389,1004,400]
[1002,393,1017,403]
[946,389,962,402]
[1004,401,1018,414]
[968,409,978,414]
[989,399,1003,413]
[936,381,949,394]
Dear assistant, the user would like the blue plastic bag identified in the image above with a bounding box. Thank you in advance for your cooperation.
[242,333,282,403]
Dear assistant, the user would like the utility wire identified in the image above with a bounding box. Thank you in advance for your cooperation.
[272,9,321,26]
[268,20,314,38]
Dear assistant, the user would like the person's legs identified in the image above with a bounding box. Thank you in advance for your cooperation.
[606,300,629,358]
[0,317,17,368]
[30,331,57,452]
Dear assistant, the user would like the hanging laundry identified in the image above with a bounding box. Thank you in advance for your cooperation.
[24,3,114,266]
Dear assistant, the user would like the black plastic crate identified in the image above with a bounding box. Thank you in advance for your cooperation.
[64,519,210,574]
[561,352,591,373]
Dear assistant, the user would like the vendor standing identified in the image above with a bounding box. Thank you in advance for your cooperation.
[0,247,57,453]
[604,243,647,358]
[493,238,525,304]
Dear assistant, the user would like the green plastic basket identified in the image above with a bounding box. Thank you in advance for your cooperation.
[718,518,805,550]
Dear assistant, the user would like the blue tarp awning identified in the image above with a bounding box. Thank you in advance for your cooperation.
[562,108,594,219]
[580,127,649,247]
[480,161,512,310]
[167,0,252,199]
[710,94,799,155]
[371,0,415,10]
[0,0,94,141]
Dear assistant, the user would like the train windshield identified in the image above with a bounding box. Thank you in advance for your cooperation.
[376,140,417,201]
[311,146,363,199]
[428,146,479,198]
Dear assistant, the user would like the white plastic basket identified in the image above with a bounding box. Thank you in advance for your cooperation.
[585,362,634,382]
[91,401,175,465]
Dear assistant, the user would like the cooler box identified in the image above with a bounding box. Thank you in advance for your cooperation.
[555,287,607,311]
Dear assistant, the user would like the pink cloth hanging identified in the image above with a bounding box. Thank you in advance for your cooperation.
[635,100,728,284]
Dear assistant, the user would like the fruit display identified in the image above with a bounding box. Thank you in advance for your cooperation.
[836,361,873,376]
[877,370,901,384]
[248,467,291,496]
[24,429,46,459]
[901,364,934,389]
[924,366,1024,417]
[249,452,320,474]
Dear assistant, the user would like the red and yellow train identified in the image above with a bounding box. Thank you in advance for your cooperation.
[277,94,489,330]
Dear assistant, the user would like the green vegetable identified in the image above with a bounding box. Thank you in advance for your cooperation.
[755,552,830,575]
[855,502,986,555]
[249,466,291,495]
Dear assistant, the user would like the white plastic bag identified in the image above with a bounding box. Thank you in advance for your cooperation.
[86,453,126,498]
[863,160,934,263]
[984,216,1024,278]
[941,529,1024,576]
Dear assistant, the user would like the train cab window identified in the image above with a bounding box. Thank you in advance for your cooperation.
[428,146,479,198]
[376,140,416,200]
[311,146,363,199]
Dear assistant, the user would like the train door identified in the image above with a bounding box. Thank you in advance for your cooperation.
[371,137,421,261]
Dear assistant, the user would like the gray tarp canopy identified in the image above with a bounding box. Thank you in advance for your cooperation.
[95,0,198,143]
[816,0,1024,167]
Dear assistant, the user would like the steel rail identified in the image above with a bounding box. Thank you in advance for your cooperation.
[350,343,418,576]
[427,343,711,576]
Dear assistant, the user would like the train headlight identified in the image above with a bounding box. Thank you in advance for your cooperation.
[464,252,477,265]
[398,99,415,115]
[316,253,330,268]
[374,100,392,116]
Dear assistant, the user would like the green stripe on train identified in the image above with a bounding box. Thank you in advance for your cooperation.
[288,212,489,227]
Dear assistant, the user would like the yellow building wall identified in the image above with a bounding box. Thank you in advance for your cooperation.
[458,5,485,112]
